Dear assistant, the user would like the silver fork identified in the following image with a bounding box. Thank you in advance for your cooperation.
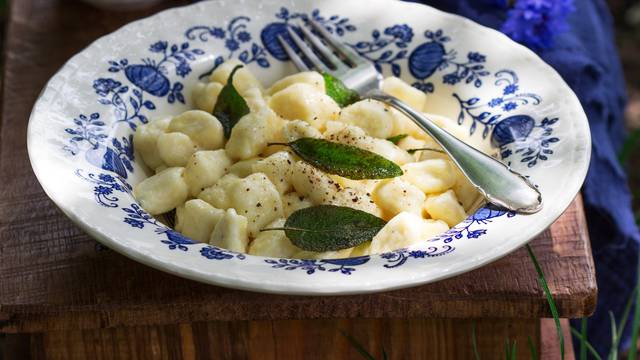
[278,19,542,214]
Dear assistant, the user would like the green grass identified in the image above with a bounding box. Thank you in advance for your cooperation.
[527,336,538,360]
[472,322,481,360]
[526,244,564,360]
[341,243,640,359]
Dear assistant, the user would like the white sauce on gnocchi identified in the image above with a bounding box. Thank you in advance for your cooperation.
[132,62,491,259]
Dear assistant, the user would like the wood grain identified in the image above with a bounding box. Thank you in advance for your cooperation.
[0,0,596,333]
[3,318,548,359]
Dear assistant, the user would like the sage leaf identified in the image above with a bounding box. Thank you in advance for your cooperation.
[387,134,408,145]
[323,72,360,107]
[407,147,446,155]
[213,64,250,138]
[275,138,403,180]
[265,205,386,252]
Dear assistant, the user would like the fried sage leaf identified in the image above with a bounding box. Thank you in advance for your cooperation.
[386,134,408,145]
[264,205,386,252]
[212,64,250,138]
[274,138,403,180]
[407,147,446,155]
[323,72,360,107]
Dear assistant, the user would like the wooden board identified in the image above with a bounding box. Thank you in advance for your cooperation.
[0,0,597,333]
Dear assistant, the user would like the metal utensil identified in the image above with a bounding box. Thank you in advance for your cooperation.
[277,19,542,214]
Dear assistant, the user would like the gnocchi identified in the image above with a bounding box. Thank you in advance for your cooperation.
[132,61,488,258]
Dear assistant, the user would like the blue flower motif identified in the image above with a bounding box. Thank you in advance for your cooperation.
[384,24,414,43]
[149,41,168,53]
[501,0,575,50]
[502,101,518,111]
[175,62,191,77]
[501,149,513,158]
[488,97,504,107]
[409,250,426,258]
[443,73,460,85]
[467,229,487,239]
[93,78,121,97]
[467,52,486,63]
[98,174,115,183]
[237,31,251,43]
[124,218,144,228]
[226,39,240,51]
[94,185,113,196]
[503,84,519,95]
[211,27,225,38]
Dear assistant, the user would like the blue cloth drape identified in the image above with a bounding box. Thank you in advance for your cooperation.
[407,0,638,355]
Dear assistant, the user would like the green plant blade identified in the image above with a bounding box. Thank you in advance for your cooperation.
[340,330,376,360]
[270,205,386,252]
[609,311,618,360]
[611,285,639,357]
[628,255,640,360]
[528,336,538,360]
[212,64,250,138]
[570,327,602,360]
[580,318,587,360]
[472,322,481,360]
[287,138,403,180]
[387,134,408,145]
[526,244,564,360]
[323,72,360,107]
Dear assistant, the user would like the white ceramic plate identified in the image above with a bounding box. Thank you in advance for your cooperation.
[27,0,590,295]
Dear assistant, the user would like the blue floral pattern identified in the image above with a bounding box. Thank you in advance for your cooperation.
[60,9,562,273]
[75,170,131,207]
[453,70,542,138]
[381,245,456,268]
[409,30,490,93]
[349,24,412,76]
[186,16,270,78]
[265,256,369,275]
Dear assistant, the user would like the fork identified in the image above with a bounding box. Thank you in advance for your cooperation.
[277,19,542,214]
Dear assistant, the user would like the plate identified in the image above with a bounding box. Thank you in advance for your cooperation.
[27,0,590,294]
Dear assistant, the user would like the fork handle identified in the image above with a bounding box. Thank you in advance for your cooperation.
[367,91,542,214]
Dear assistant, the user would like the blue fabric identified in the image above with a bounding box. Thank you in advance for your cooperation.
[407,0,638,355]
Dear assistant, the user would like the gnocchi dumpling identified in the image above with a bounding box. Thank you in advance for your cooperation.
[133,167,188,215]
[209,208,249,253]
[424,189,467,227]
[209,59,264,96]
[372,178,426,219]
[282,120,323,142]
[198,174,240,210]
[133,116,171,169]
[267,71,325,95]
[248,219,301,257]
[369,212,449,254]
[157,132,198,167]
[229,157,263,178]
[183,150,232,197]
[401,159,456,194]
[225,112,268,160]
[337,99,395,139]
[168,110,224,150]
[251,151,296,195]
[268,83,340,130]
[192,81,223,113]
[382,76,427,110]
[282,192,313,217]
[175,199,225,243]
[228,173,283,237]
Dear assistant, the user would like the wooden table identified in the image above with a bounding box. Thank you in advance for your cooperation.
[0,0,596,358]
